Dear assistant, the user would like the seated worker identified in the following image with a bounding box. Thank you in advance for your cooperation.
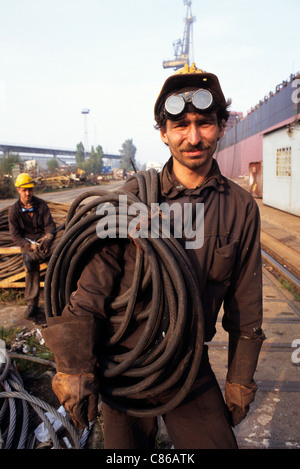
[8,173,56,319]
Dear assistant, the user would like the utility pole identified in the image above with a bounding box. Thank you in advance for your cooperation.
[81,108,90,158]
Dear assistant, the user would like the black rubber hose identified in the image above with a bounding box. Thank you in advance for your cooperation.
[44,169,205,417]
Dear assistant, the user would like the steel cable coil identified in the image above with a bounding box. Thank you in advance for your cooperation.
[44,169,205,417]
[0,346,89,449]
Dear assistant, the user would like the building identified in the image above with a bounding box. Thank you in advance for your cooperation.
[215,72,300,216]
[263,125,300,216]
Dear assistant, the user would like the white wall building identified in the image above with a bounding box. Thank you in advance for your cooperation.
[263,125,300,216]
[146,161,162,172]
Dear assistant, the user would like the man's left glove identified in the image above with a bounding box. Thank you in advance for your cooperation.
[52,372,100,429]
[38,233,54,253]
[225,380,258,427]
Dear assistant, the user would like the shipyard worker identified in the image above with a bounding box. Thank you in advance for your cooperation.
[8,173,56,320]
[43,63,265,449]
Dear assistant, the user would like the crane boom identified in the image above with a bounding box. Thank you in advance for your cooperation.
[163,1,196,70]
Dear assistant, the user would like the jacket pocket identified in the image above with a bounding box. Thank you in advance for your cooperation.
[208,241,238,286]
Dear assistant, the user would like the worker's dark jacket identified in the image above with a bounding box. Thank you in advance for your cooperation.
[8,196,56,248]
[43,158,264,387]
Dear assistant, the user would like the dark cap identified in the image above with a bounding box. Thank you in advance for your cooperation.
[154,63,226,121]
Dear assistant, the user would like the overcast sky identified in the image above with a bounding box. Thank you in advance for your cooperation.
[0,0,299,167]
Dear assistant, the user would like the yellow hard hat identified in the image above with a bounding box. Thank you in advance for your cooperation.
[15,173,35,188]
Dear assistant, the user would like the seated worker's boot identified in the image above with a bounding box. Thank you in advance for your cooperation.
[24,305,39,319]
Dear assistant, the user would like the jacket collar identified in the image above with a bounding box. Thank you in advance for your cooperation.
[160,156,225,198]
[17,195,38,210]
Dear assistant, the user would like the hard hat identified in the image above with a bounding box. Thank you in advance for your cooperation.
[154,63,226,121]
[15,173,35,188]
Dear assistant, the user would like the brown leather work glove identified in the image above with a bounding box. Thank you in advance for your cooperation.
[38,233,54,253]
[30,242,39,252]
[23,240,38,252]
[225,380,258,427]
[52,372,100,429]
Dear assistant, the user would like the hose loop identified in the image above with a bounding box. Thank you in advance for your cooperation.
[44,169,205,417]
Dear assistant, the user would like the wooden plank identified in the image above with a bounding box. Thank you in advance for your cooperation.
[1,271,26,282]
[0,247,48,288]
[0,281,26,288]
[0,281,45,288]
[0,247,21,254]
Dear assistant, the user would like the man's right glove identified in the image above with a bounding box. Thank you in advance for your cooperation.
[52,372,100,429]
[225,380,258,426]
[38,233,54,253]
[23,240,39,252]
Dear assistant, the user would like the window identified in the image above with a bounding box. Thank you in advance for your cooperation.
[276,147,291,176]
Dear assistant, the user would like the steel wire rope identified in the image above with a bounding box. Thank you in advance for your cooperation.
[7,378,80,448]
[44,169,205,417]
[0,389,81,448]
[0,348,90,449]
[2,379,16,449]
[7,367,29,449]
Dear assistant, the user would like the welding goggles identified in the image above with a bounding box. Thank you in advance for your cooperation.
[165,89,213,116]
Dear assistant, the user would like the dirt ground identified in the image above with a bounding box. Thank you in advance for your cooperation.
[0,302,47,330]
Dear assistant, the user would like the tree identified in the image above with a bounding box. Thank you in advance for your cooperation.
[76,142,85,167]
[47,157,59,173]
[96,145,103,173]
[0,152,20,176]
[119,139,137,172]
[82,145,103,174]
[0,152,20,197]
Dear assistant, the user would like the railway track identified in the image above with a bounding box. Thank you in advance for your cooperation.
[262,248,300,291]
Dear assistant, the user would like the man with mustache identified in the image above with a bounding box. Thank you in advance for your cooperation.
[44,64,265,449]
[8,173,56,320]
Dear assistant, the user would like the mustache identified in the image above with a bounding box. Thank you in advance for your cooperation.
[180,143,210,152]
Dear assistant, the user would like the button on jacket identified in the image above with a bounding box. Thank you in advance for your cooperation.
[43,158,263,382]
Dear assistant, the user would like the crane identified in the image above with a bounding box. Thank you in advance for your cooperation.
[163,1,196,70]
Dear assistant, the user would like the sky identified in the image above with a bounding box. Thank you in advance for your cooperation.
[0,0,299,168]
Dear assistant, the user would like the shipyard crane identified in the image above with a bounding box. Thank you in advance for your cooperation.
[163,0,196,70]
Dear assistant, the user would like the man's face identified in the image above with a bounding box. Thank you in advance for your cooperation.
[17,187,34,206]
[160,111,224,172]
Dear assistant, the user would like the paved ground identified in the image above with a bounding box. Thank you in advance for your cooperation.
[0,181,124,211]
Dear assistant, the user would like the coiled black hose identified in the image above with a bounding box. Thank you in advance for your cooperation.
[44,169,204,417]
